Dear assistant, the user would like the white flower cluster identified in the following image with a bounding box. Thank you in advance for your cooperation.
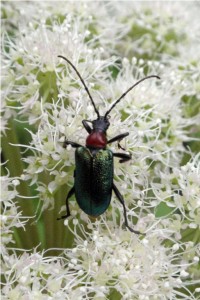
[0,175,26,254]
[2,222,199,300]
[1,2,200,299]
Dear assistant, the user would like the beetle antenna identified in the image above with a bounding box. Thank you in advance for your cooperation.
[105,75,160,117]
[58,55,100,118]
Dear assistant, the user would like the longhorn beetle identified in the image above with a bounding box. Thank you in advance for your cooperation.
[57,55,160,234]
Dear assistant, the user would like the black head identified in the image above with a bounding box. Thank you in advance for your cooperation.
[92,116,110,132]
[58,55,160,121]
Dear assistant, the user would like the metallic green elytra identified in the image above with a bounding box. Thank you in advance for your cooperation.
[75,147,113,216]
[57,55,160,233]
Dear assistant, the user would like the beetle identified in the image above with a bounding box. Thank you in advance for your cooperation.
[57,55,160,233]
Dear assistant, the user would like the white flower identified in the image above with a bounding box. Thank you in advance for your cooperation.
[1,223,199,299]
[0,175,26,254]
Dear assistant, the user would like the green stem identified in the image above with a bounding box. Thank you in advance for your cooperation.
[43,185,74,252]
[40,172,57,250]
[2,119,40,250]
[54,188,64,249]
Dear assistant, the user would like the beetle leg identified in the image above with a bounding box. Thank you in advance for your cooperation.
[57,186,75,220]
[107,132,129,150]
[113,152,132,163]
[63,140,82,148]
[112,183,142,234]
[82,120,92,134]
